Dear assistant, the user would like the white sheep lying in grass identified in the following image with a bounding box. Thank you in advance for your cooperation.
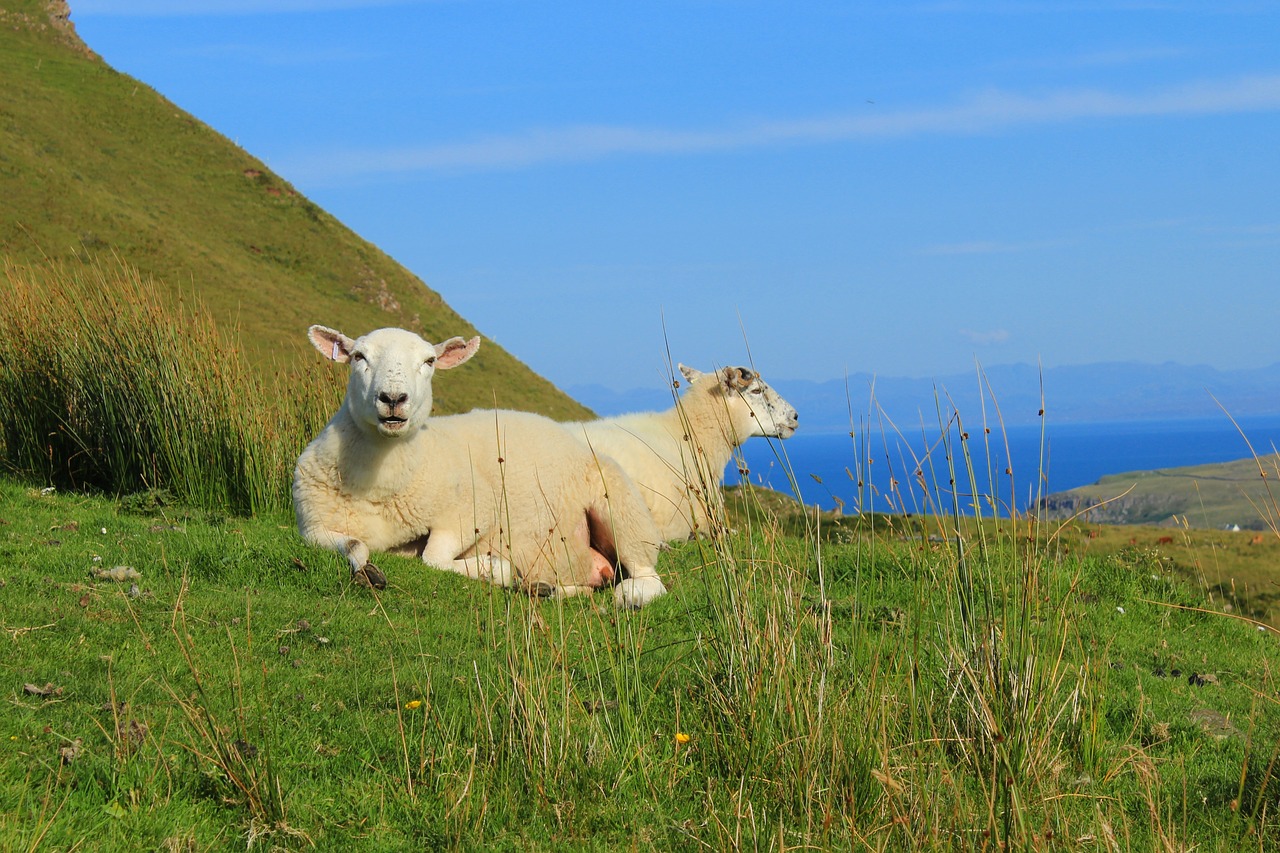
[569,364,799,541]
[293,325,667,607]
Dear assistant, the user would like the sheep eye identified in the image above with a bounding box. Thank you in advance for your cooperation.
[750,387,763,395]
[425,356,437,367]
[351,352,366,363]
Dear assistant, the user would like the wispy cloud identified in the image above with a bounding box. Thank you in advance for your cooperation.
[277,74,1280,183]
[178,42,383,66]
[921,239,1067,256]
[991,45,1192,72]
[905,1,1272,13]
[960,328,1012,346]
[74,0,422,16]
[80,0,1251,17]
[1204,222,1280,249]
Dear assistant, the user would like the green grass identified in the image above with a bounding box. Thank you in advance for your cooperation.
[0,2,588,420]
[3,475,1278,851]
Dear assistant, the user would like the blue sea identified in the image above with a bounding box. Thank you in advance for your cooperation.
[725,415,1280,517]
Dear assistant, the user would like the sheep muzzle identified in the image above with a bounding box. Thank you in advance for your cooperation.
[375,391,411,432]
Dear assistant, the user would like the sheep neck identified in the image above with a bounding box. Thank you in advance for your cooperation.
[326,406,433,497]
[664,379,756,482]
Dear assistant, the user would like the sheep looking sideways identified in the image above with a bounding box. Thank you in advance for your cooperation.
[292,325,667,608]
[569,364,799,541]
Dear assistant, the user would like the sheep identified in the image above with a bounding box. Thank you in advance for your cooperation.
[568,364,799,541]
[293,325,667,608]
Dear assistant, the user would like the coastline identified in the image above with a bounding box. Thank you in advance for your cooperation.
[728,414,1280,519]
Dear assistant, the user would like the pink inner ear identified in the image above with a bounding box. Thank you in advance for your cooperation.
[436,336,479,369]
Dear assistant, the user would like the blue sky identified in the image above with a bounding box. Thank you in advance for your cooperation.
[73,1,1280,392]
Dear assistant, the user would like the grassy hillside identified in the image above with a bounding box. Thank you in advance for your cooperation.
[1041,453,1280,531]
[741,483,1280,627]
[3,477,1278,850]
[0,0,588,419]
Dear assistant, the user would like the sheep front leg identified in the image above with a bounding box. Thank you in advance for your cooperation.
[590,461,669,609]
[302,526,386,590]
[607,513,665,607]
[421,529,516,588]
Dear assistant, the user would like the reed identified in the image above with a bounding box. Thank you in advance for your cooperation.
[0,258,338,515]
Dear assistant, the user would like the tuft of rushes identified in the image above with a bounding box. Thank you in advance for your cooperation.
[0,257,339,514]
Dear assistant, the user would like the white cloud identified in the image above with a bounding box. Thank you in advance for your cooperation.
[960,329,1012,346]
[1208,222,1280,249]
[178,42,382,65]
[904,1,1271,12]
[277,74,1280,183]
[73,0,423,16]
[991,45,1192,72]
[921,240,1066,256]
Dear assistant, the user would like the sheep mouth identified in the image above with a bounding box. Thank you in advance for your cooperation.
[378,415,409,432]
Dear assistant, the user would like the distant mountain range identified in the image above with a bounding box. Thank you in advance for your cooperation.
[570,361,1280,430]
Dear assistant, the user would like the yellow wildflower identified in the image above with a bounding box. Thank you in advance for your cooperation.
[674,732,691,745]
[404,700,422,710]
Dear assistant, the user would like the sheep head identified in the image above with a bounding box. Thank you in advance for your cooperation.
[679,363,799,440]
[309,325,480,438]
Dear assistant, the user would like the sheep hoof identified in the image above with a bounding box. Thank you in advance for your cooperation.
[526,581,557,598]
[354,563,387,590]
[614,576,667,609]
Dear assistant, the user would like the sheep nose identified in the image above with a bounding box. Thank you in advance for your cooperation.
[378,391,408,408]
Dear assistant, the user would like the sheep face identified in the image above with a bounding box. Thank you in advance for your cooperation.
[680,364,800,440]
[308,325,480,438]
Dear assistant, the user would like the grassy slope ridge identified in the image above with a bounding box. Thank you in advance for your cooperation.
[0,0,589,420]
[1041,453,1280,530]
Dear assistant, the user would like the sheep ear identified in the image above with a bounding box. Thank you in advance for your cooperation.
[309,325,355,363]
[721,367,753,391]
[678,364,702,384]
[434,336,480,370]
